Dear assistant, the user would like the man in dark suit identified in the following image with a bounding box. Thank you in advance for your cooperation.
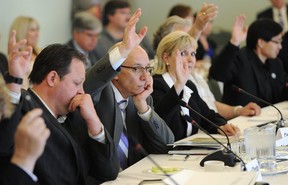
[257,0,288,32]
[84,9,174,171]
[210,16,288,107]
[67,11,102,69]
[0,30,119,185]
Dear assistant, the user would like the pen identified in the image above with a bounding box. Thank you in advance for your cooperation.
[184,154,190,161]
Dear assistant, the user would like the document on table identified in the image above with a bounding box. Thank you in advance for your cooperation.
[163,170,257,185]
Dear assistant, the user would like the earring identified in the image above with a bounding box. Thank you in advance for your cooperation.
[166,63,169,66]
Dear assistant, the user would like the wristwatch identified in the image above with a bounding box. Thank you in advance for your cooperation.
[4,72,23,84]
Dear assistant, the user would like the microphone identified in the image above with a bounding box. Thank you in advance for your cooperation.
[179,100,231,150]
[131,137,179,185]
[183,115,246,171]
[231,85,285,128]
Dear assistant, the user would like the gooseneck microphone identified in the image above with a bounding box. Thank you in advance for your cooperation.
[231,85,285,128]
[179,100,231,150]
[183,115,247,171]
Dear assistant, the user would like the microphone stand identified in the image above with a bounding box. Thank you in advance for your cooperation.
[231,85,285,129]
[179,100,232,150]
[184,115,246,171]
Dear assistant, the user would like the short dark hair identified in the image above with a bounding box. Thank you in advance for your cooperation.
[29,44,86,84]
[102,0,130,26]
[168,4,192,18]
[247,19,283,50]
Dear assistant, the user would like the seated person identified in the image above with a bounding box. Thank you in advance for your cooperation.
[209,16,288,107]
[152,16,261,121]
[67,11,102,69]
[84,9,174,171]
[152,31,239,141]
[0,30,119,185]
[0,74,50,185]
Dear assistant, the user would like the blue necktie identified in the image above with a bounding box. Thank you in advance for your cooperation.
[117,100,129,170]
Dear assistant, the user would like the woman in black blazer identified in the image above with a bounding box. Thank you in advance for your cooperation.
[151,31,239,141]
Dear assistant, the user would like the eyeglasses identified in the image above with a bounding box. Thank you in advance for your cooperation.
[121,65,154,75]
[270,39,282,45]
[180,50,197,57]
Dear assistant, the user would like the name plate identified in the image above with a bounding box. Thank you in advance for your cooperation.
[276,137,288,147]
[276,128,288,140]
[245,159,263,181]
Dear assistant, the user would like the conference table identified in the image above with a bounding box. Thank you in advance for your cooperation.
[102,101,288,185]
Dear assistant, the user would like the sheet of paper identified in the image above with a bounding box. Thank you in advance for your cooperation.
[163,170,257,185]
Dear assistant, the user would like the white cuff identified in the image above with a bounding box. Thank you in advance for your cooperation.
[109,47,126,70]
[88,125,106,144]
[137,106,152,121]
[8,90,21,104]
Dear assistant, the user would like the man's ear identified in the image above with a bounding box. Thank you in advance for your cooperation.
[257,39,264,48]
[46,71,58,86]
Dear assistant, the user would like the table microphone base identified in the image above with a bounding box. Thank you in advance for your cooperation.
[200,150,236,167]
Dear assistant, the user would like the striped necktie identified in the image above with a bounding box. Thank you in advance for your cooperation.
[117,100,129,170]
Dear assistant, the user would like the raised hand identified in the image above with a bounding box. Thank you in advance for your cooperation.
[118,8,148,58]
[8,30,32,79]
[189,3,218,40]
[170,49,190,95]
[230,15,247,46]
[11,109,50,173]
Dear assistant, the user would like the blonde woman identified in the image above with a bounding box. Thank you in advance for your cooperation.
[9,16,41,89]
[152,31,239,141]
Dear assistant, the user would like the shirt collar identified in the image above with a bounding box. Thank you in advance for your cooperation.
[111,82,129,105]
[30,88,67,122]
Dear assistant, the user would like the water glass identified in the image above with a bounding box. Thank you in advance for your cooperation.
[244,124,276,171]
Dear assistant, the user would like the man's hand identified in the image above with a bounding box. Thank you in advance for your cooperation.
[69,93,103,136]
[8,30,32,78]
[118,8,148,58]
[133,75,153,114]
[11,109,50,173]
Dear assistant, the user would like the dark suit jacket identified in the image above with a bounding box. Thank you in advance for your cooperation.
[0,52,8,75]
[66,40,100,67]
[152,75,226,141]
[257,5,288,20]
[210,42,288,107]
[0,163,39,185]
[0,89,119,185]
[84,54,174,167]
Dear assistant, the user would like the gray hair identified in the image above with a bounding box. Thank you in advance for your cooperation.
[72,11,102,33]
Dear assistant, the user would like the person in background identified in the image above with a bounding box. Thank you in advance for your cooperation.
[67,11,102,69]
[0,30,119,185]
[95,0,155,60]
[257,0,288,32]
[9,16,41,89]
[152,31,239,141]
[0,73,50,185]
[84,8,174,173]
[71,0,105,20]
[210,16,288,107]
[167,4,194,24]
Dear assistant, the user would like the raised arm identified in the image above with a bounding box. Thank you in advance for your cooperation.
[118,8,148,58]
[188,3,218,41]
[6,30,32,94]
